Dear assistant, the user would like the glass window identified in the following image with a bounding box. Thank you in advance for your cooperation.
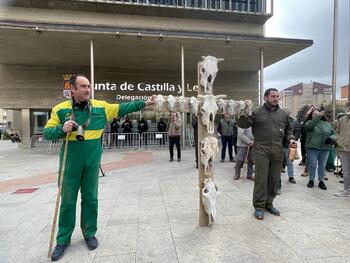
[31,110,50,135]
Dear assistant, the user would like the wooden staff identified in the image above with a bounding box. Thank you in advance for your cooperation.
[242,146,251,183]
[48,133,70,257]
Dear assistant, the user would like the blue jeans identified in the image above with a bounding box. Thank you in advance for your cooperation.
[221,135,233,160]
[307,149,329,182]
[283,148,294,178]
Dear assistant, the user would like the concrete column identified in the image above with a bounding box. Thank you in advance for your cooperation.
[260,47,264,106]
[90,39,95,100]
[181,43,186,149]
[21,109,31,148]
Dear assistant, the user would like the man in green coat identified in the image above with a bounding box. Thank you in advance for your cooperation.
[45,75,155,261]
[237,88,296,220]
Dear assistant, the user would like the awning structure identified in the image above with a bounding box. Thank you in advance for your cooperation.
[0,21,312,73]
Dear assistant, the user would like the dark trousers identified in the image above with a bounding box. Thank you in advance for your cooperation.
[253,147,283,210]
[169,136,181,159]
[221,135,233,160]
[111,133,118,147]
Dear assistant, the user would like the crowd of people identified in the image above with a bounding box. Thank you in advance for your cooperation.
[43,75,349,261]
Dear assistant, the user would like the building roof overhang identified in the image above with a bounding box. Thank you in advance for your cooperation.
[0,21,313,73]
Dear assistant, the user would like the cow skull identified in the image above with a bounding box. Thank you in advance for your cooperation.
[244,100,253,116]
[234,100,246,117]
[166,95,176,112]
[155,94,165,112]
[200,136,219,176]
[189,96,199,116]
[177,96,186,112]
[217,98,226,114]
[198,94,226,134]
[202,178,219,225]
[226,99,236,116]
[199,56,224,94]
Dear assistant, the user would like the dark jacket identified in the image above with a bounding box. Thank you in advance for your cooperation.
[237,103,295,155]
[110,120,119,133]
[283,117,301,148]
[121,120,133,133]
[137,119,148,133]
[305,115,336,151]
[157,120,167,132]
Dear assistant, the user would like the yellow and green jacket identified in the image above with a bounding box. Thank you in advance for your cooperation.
[44,99,145,141]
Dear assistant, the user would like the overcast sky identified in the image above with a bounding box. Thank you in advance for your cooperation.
[264,0,349,97]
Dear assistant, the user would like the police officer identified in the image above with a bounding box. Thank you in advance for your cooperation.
[237,88,296,220]
[110,117,119,148]
[121,116,133,146]
[44,74,155,261]
[137,117,148,146]
[157,117,167,145]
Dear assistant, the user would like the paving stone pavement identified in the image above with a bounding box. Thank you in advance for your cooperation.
[0,141,350,263]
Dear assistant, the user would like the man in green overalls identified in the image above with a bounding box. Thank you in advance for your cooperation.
[237,88,296,220]
[44,75,155,261]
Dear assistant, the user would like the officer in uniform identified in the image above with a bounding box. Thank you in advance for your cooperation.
[44,74,155,261]
[237,88,296,220]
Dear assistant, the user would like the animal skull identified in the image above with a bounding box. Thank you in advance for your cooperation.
[198,94,226,134]
[166,95,176,112]
[234,100,246,117]
[244,100,253,116]
[189,96,199,116]
[155,94,165,112]
[177,96,186,112]
[226,99,236,116]
[200,136,219,176]
[199,56,224,94]
[217,98,226,114]
[202,178,219,225]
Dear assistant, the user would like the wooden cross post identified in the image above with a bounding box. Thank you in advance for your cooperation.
[197,62,210,226]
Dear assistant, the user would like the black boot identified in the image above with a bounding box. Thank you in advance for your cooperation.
[51,244,69,261]
[318,181,327,190]
[307,180,314,188]
[85,237,98,250]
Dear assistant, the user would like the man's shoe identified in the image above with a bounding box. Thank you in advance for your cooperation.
[254,209,264,220]
[288,177,296,184]
[177,158,181,162]
[324,176,329,181]
[247,176,255,181]
[266,207,280,216]
[233,175,240,180]
[281,168,286,173]
[276,189,281,195]
[220,159,225,162]
[51,244,69,261]
[169,158,174,162]
[85,237,98,250]
[335,190,350,197]
[230,158,236,162]
[318,181,327,190]
[307,180,314,188]
[339,180,344,184]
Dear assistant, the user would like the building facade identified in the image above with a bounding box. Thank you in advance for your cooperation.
[339,84,349,105]
[280,82,332,118]
[0,0,312,146]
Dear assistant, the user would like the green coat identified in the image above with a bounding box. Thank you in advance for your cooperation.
[218,118,234,136]
[305,115,335,151]
[237,104,294,156]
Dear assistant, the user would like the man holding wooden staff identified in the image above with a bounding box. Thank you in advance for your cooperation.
[237,88,297,220]
[44,74,155,261]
